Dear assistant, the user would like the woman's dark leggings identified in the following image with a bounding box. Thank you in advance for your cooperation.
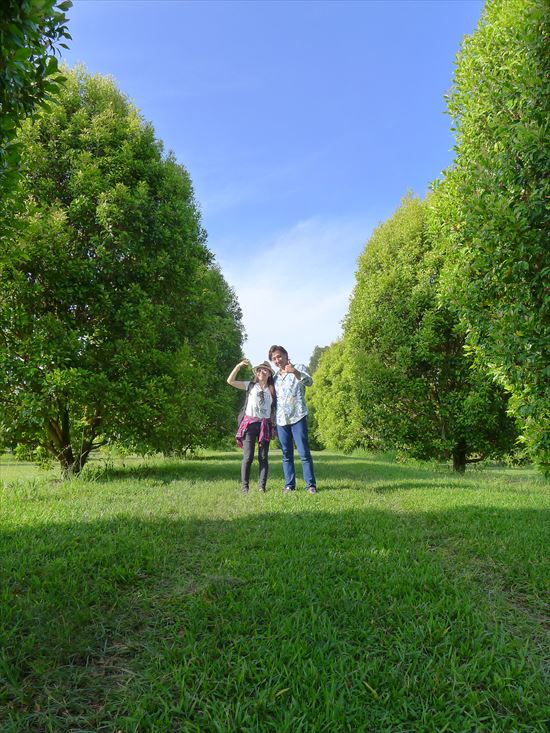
[241,421,269,491]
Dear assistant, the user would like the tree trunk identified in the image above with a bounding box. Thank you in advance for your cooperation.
[452,440,467,473]
[47,411,99,477]
[47,416,76,476]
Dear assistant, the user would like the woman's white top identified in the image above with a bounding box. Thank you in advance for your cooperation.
[244,381,273,419]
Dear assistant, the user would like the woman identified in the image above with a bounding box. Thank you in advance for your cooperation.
[227,358,276,493]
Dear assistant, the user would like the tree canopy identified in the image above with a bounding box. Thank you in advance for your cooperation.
[316,196,517,471]
[308,345,329,375]
[308,340,369,454]
[432,0,549,470]
[0,67,243,475]
[0,0,71,191]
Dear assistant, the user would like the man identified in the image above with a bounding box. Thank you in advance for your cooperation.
[268,344,317,494]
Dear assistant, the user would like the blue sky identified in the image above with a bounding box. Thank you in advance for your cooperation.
[60,0,484,366]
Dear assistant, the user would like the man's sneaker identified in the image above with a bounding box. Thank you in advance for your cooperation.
[258,486,266,492]
[283,486,295,494]
[306,485,317,494]
[242,487,249,494]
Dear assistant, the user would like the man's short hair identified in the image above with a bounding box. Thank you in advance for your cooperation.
[268,344,288,360]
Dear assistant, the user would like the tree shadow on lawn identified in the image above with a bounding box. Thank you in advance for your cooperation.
[90,450,460,488]
[361,479,547,496]
[91,452,244,484]
[1,502,548,732]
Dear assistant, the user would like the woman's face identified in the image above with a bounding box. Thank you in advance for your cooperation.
[255,367,270,380]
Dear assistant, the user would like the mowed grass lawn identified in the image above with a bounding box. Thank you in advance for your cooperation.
[1,451,548,733]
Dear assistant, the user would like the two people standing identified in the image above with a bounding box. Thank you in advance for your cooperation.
[227,345,317,494]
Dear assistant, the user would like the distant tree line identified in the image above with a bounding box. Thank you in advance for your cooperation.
[309,0,549,473]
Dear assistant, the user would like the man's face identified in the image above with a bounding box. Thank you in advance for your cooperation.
[271,350,288,369]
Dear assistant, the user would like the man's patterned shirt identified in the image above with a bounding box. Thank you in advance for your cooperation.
[273,364,312,426]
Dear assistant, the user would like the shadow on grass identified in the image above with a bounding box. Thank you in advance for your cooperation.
[87,451,464,488]
[1,501,548,732]
[88,452,244,484]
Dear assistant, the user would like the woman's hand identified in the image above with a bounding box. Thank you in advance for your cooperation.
[228,358,251,387]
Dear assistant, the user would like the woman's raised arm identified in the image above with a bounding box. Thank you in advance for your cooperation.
[227,359,251,390]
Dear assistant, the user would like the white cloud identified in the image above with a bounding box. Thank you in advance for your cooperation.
[215,216,375,366]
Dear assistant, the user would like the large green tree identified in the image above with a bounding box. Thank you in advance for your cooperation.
[304,344,329,451]
[0,67,243,475]
[308,345,329,375]
[0,0,71,191]
[432,0,549,470]
[342,196,516,472]
[308,340,370,454]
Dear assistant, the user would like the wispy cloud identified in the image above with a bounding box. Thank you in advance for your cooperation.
[216,216,375,366]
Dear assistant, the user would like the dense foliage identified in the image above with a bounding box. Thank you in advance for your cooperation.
[0,68,243,474]
[316,196,517,471]
[307,345,328,375]
[313,0,548,472]
[432,0,550,470]
[0,0,71,191]
[303,344,329,451]
[308,341,369,454]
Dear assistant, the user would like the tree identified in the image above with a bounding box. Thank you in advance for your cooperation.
[306,344,330,450]
[343,195,516,472]
[308,345,329,374]
[432,0,550,470]
[0,0,71,191]
[308,340,370,453]
[0,67,244,475]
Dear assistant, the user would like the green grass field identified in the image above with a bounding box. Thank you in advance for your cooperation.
[1,450,548,732]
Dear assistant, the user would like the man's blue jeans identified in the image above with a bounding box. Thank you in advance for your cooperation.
[276,416,316,489]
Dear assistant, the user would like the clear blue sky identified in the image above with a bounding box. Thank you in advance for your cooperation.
[61,0,484,366]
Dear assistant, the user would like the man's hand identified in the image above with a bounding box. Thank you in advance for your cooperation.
[282,362,298,376]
